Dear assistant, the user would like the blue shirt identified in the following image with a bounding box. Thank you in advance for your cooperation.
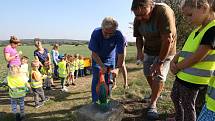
[34,48,49,64]
[88,28,125,66]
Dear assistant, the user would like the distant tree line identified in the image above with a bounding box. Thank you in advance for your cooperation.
[0,39,136,47]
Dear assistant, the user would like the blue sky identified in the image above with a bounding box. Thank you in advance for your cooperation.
[0,0,135,41]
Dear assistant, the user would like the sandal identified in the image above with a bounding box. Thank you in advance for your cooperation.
[147,107,159,120]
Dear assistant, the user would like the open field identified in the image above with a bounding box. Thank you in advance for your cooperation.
[0,44,175,121]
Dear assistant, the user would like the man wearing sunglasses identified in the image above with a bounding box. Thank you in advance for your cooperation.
[88,16,126,104]
[131,0,177,119]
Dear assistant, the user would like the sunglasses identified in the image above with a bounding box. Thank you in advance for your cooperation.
[102,29,115,37]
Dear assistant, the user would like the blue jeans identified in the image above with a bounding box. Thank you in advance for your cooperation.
[79,69,85,77]
[74,70,78,79]
[91,59,115,102]
[53,62,59,78]
[11,97,25,114]
[198,105,215,121]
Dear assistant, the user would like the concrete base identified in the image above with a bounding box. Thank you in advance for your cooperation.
[75,100,124,121]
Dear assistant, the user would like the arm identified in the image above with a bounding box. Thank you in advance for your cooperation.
[170,52,180,74]
[176,45,211,70]
[52,50,58,64]
[133,18,144,61]
[111,53,124,78]
[34,56,43,67]
[32,72,43,82]
[158,33,174,61]
[91,52,106,73]
[136,37,144,60]
[47,52,51,63]
[113,33,126,76]
[151,33,174,76]
[171,51,180,63]
[4,53,16,62]
[88,29,106,72]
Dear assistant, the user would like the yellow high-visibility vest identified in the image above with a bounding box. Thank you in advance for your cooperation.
[74,59,79,70]
[40,67,52,78]
[30,70,43,88]
[69,62,75,73]
[79,59,84,69]
[177,20,215,85]
[58,61,67,78]
[7,75,27,98]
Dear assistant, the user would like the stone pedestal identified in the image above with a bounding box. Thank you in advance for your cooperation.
[75,100,124,121]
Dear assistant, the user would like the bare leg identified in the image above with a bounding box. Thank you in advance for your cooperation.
[112,77,117,89]
[150,80,164,108]
[120,62,128,88]
[146,76,153,90]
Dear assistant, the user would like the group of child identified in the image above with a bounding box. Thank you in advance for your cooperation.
[58,53,85,91]
[0,53,88,121]
[1,58,49,121]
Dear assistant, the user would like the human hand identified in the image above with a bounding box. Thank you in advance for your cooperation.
[18,51,22,55]
[101,66,107,74]
[136,59,143,65]
[150,63,163,77]
[170,61,180,75]
[42,75,47,79]
[28,88,33,94]
[14,53,19,58]
[111,68,119,78]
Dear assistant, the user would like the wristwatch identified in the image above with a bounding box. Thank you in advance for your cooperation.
[158,59,165,64]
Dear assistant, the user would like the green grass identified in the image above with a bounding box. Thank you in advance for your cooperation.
[0,44,175,121]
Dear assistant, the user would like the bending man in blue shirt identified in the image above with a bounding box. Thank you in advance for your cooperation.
[88,16,126,103]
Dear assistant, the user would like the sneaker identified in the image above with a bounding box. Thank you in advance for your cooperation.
[43,97,50,103]
[72,83,76,86]
[64,87,68,92]
[45,87,52,90]
[51,85,56,87]
[65,83,70,87]
[61,87,68,92]
[35,102,44,108]
[15,113,20,121]
[20,113,25,121]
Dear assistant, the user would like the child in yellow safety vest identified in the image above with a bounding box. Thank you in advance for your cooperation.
[78,55,85,77]
[74,53,79,79]
[2,65,31,121]
[57,55,68,91]
[30,60,49,108]
[170,0,215,121]
[40,59,53,90]
[67,55,76,86]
